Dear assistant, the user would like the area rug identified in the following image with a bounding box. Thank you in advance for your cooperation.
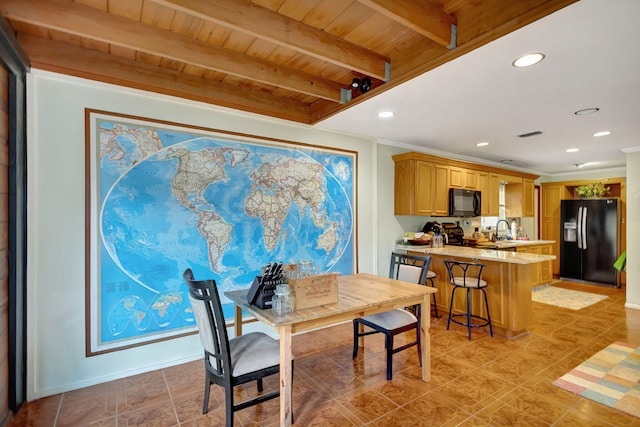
[553,341,640,418]
[531,284,608,310]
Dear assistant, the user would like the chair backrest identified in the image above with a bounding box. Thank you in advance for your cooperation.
[389,252,432,285]
[443,260,487,287]
[183,269,231,378]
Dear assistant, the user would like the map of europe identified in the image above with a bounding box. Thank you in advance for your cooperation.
[91,114,355,352]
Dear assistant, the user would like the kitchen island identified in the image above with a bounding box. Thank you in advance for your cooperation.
[396,244,556,338]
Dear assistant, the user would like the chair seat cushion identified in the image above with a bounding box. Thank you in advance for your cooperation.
[360,308,417,331]
[229,332,282,377]
[451,277,487,288]
[427,270,436,279]
[397,264,423,283]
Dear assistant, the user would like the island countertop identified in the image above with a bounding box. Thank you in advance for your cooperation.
[395,244,556,264]
[397,243,556,339]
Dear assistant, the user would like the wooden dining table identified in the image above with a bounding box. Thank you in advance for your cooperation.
[225,272,437,426]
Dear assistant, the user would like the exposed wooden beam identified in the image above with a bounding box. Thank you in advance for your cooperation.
[17,33,313,123]
[356,0,456,47]
[150,0,389,81]
[1,0,344,102]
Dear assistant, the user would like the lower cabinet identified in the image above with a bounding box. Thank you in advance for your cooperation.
[515,244,553,288]
[413,252,533,339]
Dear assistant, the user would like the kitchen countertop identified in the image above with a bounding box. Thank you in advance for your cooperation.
[472,239,555,249]
[396,244,556,264]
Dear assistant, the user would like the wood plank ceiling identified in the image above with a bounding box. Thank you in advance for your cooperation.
[1,0,576,124]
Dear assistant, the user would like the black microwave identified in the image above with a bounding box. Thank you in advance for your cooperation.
[449,188,481,217]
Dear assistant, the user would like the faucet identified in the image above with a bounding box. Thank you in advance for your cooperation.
[495,219,511,240]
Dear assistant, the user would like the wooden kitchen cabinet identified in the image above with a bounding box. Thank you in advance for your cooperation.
[450,166,478,189]
[449,166,464,188]
[393,158,449,216]
[433,164,450,216]
[478,172,500,216]
[516,243,553,288]
[393,152,538,217]
[541,183,572,278]
[505,178,534,217]
[539,245,553,283]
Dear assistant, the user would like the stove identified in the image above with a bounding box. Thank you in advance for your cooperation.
[441,222,465,246]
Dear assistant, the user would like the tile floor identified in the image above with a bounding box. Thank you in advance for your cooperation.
[11,281,640,426]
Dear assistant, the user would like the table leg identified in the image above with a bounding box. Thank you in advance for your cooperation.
[279,324,293,426]
[234,305,243,337]
[420,294,431,382]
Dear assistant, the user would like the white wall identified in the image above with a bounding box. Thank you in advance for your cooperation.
[27,70,378,399]
[624,151,640,308]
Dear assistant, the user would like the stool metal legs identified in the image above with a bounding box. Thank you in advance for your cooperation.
[446,285,493,340]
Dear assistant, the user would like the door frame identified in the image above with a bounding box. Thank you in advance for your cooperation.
[1,16,29,412]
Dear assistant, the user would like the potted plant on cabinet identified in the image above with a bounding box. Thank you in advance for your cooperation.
[575,182,610,198]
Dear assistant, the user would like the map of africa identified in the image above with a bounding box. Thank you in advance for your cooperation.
[90,113,355,352]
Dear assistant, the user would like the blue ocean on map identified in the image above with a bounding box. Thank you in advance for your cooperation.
[97,125,354,346]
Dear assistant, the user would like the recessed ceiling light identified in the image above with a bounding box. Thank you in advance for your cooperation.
[593,131,611,137]
[575,108,599,115]
[575,163,588,168]
[512,53,545,68]
[500,159,513,164]
[566,148,579,153]
[377,111,394,118]
[476,142,490,147]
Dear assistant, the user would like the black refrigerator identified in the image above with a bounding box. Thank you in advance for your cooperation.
[560,198,619,286]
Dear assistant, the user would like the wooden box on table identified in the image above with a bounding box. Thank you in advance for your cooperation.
[286,273,339,309]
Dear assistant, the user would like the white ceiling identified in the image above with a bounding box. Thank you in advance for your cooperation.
[317,0,640,176]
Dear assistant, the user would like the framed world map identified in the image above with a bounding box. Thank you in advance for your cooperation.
[85,110,357,355]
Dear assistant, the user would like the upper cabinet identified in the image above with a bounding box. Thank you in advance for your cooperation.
[505,178,535,217]
[394,157,449,216]
[449,166,478,190]
[393,152,538,217]
[478,172,500,216]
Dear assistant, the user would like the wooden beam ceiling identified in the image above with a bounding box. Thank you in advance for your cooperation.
[356,0,457,47]
[3,0,345,101]
[150,0,390,80]
[0,0,579,124]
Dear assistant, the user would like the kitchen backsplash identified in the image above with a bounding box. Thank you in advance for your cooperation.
[397,216,536,240]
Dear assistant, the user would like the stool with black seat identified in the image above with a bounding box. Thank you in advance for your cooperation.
[352,251,432,380]
[443,260,493,340]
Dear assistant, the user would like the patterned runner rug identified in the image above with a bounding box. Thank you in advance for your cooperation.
[531,284,608,310]
[553,342,640,418]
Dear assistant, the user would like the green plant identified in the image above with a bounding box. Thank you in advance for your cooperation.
[576,182,610,198]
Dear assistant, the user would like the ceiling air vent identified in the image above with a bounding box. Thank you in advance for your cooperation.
[518,130,543,138]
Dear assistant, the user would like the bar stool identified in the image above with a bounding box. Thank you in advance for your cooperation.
[443,260,493,340]
[426,270,439,318]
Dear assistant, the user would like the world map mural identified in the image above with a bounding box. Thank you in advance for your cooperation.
[86,111,356,354]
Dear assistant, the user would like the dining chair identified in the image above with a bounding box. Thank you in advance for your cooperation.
[183,269,292,426]
[352,252,432,380]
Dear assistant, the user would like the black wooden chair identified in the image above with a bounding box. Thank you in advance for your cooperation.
[352,252,432,380]
[183,269,292,426]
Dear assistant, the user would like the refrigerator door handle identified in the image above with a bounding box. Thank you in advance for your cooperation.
[577,206,583,249]
[582,207,588,250]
